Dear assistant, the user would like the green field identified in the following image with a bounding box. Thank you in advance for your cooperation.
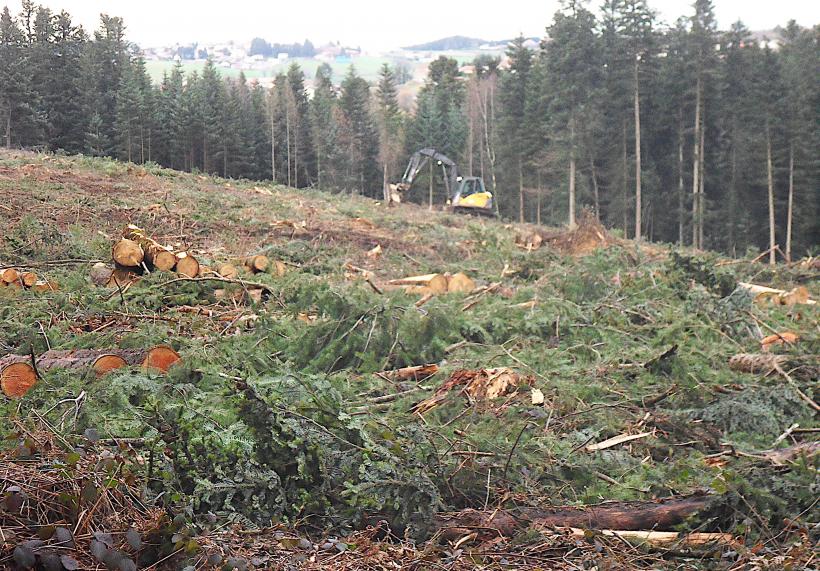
[146,56,403,84]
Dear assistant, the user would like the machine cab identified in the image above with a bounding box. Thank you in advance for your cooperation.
[457,177,486,198]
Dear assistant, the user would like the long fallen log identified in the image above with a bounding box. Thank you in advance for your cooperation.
[737,282,816,306]
[122,224,177,271]
[387,274,449,295]
[433,495,714,540]
[729,353,819,382]
[0,346,181,398]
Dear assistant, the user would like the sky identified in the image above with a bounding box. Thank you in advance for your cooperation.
[4,0,818,50]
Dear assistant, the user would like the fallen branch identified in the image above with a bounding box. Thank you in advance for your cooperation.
[565,528,737,548]
[154,276,274,292]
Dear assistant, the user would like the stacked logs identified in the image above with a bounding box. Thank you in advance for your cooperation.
[0,267,58,292]
[0,345,181,398]
[93,225,285,288]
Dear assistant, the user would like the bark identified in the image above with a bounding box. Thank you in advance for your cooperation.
[634,59,642,241]
[766,125,776,265]
[433,495,714,540]
[786,143,794,262]
[5,108,10,148]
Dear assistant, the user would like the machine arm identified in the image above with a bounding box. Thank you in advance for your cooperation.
[398,148,459,197]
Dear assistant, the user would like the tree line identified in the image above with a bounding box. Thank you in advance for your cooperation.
[1,0,817,259]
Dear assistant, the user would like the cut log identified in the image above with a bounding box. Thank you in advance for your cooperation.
[737,282,816,306]
[377,364,439,382]
[216,263,239,279]
[728,353,818,381]
[565,528,736,548]
[112,238,144,268]
[20,272,37,287]
[272,260,287,277]
[175,252,200,278]
[1,362,37,398]
[388,274,449,295]
[433,495,714,541]
[31,280,58,293]
[122,224,177,271]
[243,255,270,273]
[447,272,476,293]
[142,345,181,373]
[0,347,179,390]
[1,268,20,284]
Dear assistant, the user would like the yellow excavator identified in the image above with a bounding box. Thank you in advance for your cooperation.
[388,148,496,216]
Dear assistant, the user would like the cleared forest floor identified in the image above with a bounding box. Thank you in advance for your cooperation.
[1,150,817,570]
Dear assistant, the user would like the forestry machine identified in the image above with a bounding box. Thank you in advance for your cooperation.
[388,148,496,216]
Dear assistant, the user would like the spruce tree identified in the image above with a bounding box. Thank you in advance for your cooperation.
[375,63,404,201]
[339,66,379,195]
[310,63,338,190]
[0,7,39,147]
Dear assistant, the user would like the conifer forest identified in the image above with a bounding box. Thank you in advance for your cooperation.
[0,0,818,569]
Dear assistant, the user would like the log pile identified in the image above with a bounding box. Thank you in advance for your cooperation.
[0,267,58,292]
[0,345,181,398]
[93,224,287,288]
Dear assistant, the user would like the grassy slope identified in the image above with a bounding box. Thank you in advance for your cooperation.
[1,151,817,557]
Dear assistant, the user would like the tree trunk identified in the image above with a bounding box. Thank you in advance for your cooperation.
[518,156,524,224]
[691,74,702,249]
[4,107,10,148]
[698,114,705,249]
[622,119,628,237]
[382,162,389,204]
[766,125,776,265]
[433,495,714,541]
[428,160,434,210]
[786,142,794,262]
[728,133,737,255]
[590,156,600,221]
[677,108,685,246]
[285,106,292,187]
[569,116,576,229]
[270,102,276,182]
[634,59,642,241]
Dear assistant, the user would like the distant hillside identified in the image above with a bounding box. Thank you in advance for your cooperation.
[404,35,487,51]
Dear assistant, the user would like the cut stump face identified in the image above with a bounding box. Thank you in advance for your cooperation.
[142,346,181,373]
[1,363,37,398]
[92,355,128,377]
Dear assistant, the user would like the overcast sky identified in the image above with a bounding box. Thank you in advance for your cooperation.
[4,0,818,50]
